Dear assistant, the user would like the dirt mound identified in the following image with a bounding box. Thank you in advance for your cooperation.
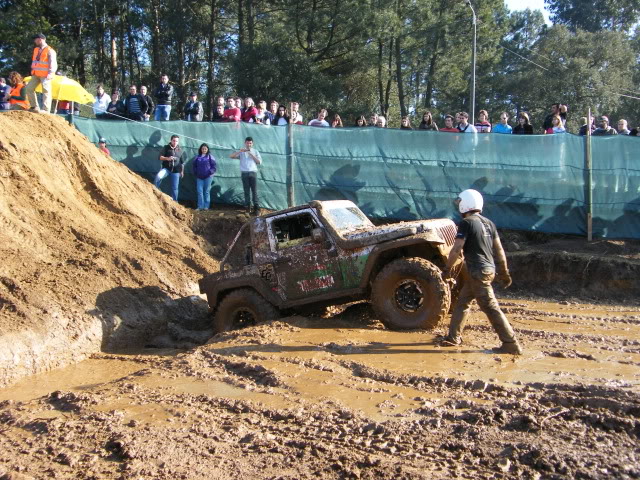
[0,111,218,387]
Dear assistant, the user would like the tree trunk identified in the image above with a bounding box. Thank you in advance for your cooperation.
[238,0,244,51]
[424,0,446,108]
[383,37,394,118]
[109,20,118,93]
[75,17,87,85]
[395,36,406,117]
[150,0,162,75]
[119,5,126,89]
[246,0,255,48]
[424,47,439,108]
[126,0,135,86]
[394,0,406,118]
[206,0,218,120]
[377,39,384,114]
[94,1,105,84]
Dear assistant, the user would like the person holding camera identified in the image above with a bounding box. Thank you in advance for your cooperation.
[154,134,185,201]
[230,136,262,214]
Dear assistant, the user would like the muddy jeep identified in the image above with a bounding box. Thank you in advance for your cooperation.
[199,200,458,333]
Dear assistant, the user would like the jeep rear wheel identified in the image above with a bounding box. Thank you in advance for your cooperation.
[213,289,279,333]
[372,257,450,330]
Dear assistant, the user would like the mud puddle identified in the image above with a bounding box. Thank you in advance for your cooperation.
[1,296,639,479]
[0,358,146,403]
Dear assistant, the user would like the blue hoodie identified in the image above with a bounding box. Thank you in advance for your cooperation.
[192,153,217,179]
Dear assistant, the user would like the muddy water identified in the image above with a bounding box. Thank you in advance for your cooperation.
[2,297,638,409]
[0,358,146,402]
[1,296,639,480]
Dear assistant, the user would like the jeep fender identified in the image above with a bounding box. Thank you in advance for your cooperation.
[358,237,448,290]
[200,273,282,311]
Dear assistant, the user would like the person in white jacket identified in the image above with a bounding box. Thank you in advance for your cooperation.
[92,84,111,119]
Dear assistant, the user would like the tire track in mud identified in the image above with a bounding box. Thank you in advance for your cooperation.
[2,296,640,479]
[3,349,638,480]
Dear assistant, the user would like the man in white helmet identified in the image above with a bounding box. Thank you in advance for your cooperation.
[440,189,523,355]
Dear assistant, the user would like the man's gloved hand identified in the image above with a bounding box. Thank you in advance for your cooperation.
[496,270,512,288]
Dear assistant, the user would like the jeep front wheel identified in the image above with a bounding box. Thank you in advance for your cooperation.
[213,289,279,333]
[371,257,450,330]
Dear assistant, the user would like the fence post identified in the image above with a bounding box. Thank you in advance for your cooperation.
[286,112,295,208]
[584,109,593,241]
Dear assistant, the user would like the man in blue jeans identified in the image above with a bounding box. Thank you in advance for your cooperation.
[154,135,184,201]
[153,74,173,121]
[230,136,262,214]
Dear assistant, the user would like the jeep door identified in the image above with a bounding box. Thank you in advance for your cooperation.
[267,209,343,301]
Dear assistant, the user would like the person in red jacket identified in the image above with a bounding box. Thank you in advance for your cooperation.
[222,97,241,122]
[241,97,258,122]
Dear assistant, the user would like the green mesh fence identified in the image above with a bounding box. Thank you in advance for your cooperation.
[73,117,640,239]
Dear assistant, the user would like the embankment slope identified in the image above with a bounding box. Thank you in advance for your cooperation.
[0,112,217,386]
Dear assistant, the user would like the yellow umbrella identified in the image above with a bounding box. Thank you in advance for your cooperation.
[23,74,94,104]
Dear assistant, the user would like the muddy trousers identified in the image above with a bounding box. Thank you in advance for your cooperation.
[448,269,517,344]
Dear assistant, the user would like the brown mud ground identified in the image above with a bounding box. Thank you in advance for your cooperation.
[1,112,639,479]
[2,213,639,480]
[1,298,638,479]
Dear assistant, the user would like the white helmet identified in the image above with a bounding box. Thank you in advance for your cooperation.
[457,189,483,214]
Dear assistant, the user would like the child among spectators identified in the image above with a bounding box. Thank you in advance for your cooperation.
[474,110,492,133]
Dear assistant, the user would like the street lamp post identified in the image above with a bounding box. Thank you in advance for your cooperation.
[466,0,476,123]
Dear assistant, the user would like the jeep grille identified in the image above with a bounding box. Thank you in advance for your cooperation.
[427,220,457,246]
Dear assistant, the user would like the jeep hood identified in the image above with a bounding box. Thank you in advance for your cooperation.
[335,221,446,249]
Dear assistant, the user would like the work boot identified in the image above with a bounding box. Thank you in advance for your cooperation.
[245,206,252,215]
[491,342,523,355]
[439,335,462,347]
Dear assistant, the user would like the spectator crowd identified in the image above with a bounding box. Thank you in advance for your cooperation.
[73,74,640,137]
[1,69,637,136]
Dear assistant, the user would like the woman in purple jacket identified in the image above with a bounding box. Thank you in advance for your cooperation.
[192,143,217,210]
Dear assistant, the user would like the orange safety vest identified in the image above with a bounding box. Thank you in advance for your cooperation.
[31,46,53,77]
[9,84,29,109]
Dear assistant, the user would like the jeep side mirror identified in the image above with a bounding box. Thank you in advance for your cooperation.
[311,228,325,243]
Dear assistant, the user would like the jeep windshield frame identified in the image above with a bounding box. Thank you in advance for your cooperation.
[322,204,373,233]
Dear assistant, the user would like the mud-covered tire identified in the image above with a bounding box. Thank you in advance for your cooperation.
[371,257,450,330]
[213,289,279,333]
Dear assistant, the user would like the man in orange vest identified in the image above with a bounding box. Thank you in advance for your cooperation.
[25,33,57,113]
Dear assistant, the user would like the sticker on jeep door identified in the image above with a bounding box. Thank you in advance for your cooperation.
[297,275,335,292]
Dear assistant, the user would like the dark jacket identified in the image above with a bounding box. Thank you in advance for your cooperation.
[154,83,174,105]
[579,124,595,136]
[123,94,148,115]
[192,154,217,179]
[418,122,438,131]
[183,101,203,121]
[141,94,155,116]
[0,83,10,109]
[105,100,126,119]
[513,124,533,135]
[271,113,290,125]
[592,127,618,136]
[211,109,225,122]
[160,144,185,173]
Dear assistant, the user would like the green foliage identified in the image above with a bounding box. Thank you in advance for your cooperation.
[0,0,638,129]
[544,0,640,32]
